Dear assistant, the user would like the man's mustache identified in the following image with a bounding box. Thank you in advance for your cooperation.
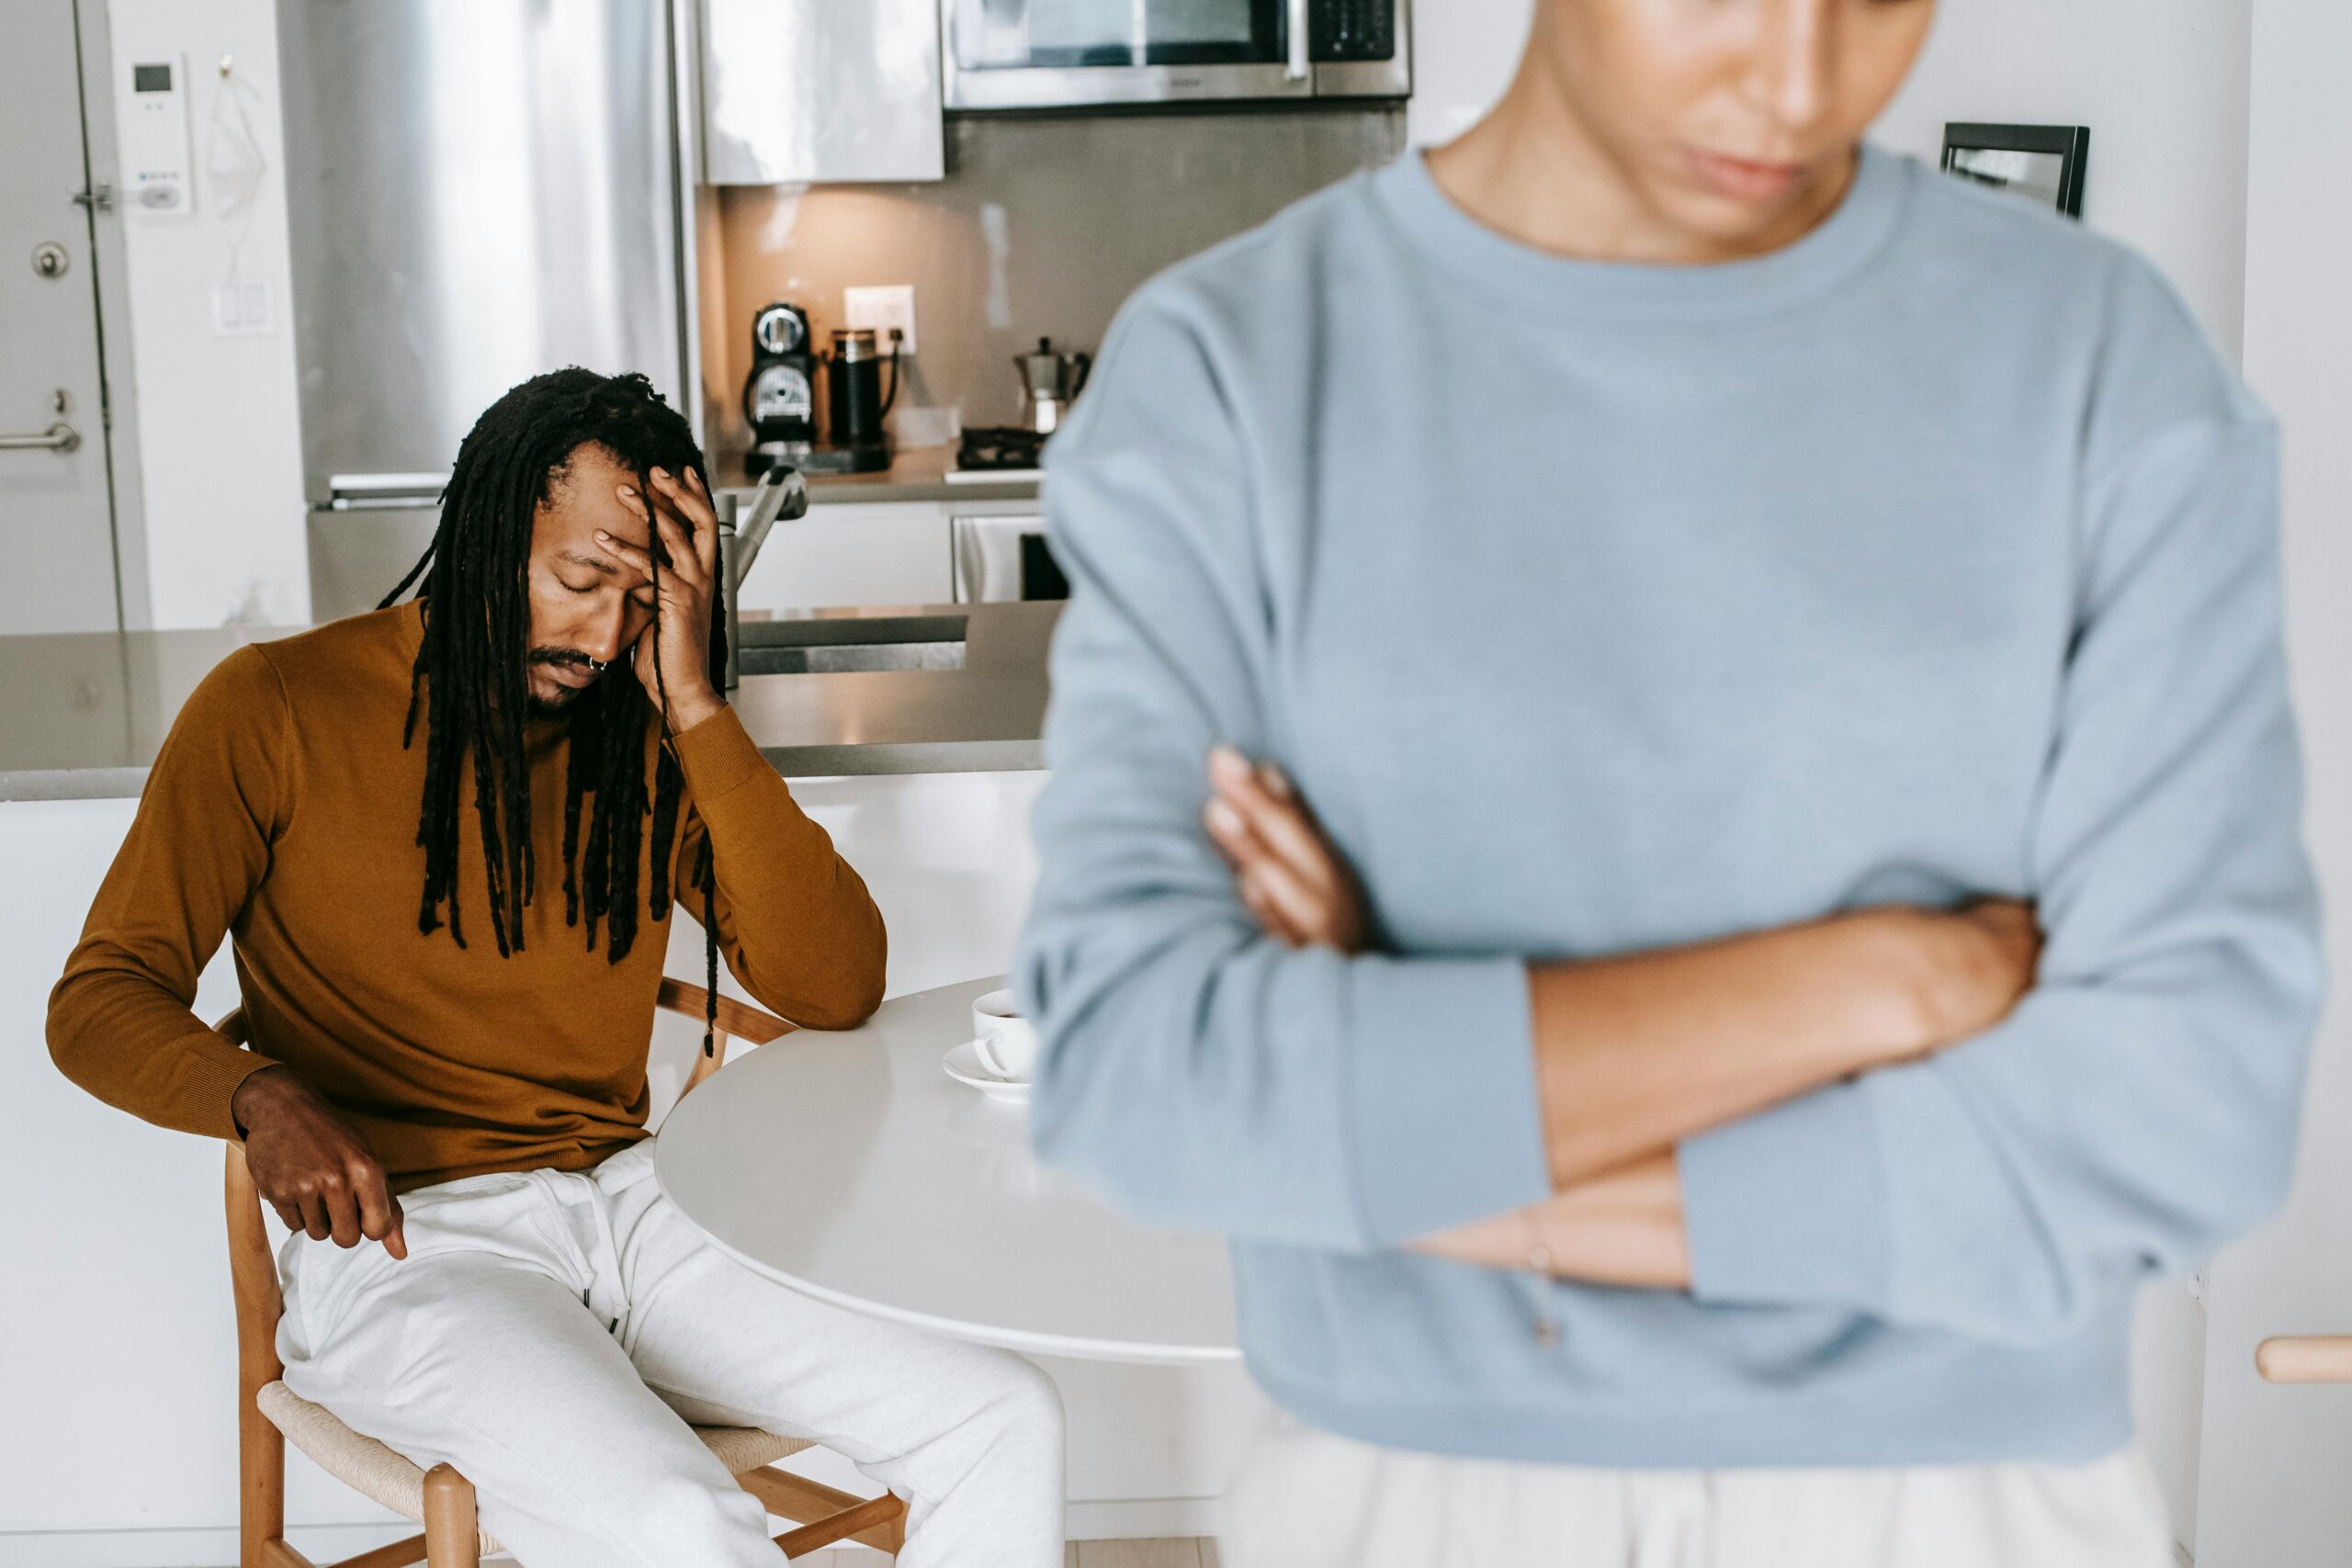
[529,648,614,674]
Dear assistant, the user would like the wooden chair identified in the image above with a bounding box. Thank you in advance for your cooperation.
[220,979,908,1567]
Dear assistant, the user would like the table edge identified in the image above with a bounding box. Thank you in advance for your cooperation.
[650,1142,1245,1368]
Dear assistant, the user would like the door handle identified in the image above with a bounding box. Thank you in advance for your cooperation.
[0,421,80,453]
[1286,0,1310,80]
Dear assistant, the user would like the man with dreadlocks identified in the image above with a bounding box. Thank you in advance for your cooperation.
[50,368,1064,1565]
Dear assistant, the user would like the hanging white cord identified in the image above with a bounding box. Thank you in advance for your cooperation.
[207,56,269,307]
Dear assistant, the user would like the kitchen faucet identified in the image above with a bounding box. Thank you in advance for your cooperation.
[717,464,809,690]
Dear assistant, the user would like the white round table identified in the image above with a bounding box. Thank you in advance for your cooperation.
[655,976,1242,1365]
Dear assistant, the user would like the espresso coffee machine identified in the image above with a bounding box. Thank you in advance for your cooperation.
[742,302,816,478]
[741,306,900,475]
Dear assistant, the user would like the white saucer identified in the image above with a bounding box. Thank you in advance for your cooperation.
[944,1040,1032,1104]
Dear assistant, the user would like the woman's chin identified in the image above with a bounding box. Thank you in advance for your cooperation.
[1650,149,1853,255]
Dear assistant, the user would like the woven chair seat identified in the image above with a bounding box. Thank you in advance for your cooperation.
[255,1381,811,1556]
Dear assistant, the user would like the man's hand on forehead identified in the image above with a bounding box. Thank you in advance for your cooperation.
[597,465,725,733]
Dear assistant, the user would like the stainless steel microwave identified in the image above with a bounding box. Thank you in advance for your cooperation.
[941,0,1410,111]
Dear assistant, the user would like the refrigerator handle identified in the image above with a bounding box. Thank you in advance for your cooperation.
[326,472,447,509]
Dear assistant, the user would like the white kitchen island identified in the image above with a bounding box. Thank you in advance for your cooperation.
[0,608,1266,1564]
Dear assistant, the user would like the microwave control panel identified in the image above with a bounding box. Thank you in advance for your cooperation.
[1312,0,1397,62]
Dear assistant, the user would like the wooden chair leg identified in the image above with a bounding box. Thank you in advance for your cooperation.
[420,1465,481,1568]
[239,1391,286,1568]
[775,1493,908,1559]
[230,1144,291,1568]
[738,1464,907,1555]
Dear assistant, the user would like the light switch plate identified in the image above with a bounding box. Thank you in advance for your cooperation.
[213,277,274,337]
[844,285,917,355]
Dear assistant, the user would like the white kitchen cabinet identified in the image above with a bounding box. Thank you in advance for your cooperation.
[732,501,954,614]
[699,0,944,184]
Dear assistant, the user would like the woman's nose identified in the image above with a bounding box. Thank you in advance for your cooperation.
[1748,0,1832,131]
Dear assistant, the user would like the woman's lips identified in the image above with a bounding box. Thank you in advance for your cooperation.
[1684,148,1805,204]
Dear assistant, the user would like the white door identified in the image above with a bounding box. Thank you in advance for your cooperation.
[0,1,125,633]
[2190,2,2352,1562]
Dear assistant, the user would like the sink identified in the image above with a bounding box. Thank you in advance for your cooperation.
[732,614,968,675]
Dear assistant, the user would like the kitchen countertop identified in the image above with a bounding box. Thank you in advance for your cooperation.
[716,446,1042,507]
[0,602,1060,803]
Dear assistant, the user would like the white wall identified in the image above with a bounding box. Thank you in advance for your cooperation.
[2188,1,2352,1562]
[107,0,310,627]
[1408,0,1535,148]
[1873,0,2255,365]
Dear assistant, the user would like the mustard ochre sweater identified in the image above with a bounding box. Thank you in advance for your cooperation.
[49,601,887,1192]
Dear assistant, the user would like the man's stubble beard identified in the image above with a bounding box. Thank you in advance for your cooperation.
[526,649,611,717]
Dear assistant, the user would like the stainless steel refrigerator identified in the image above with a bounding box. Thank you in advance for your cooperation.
[277,0,695,620]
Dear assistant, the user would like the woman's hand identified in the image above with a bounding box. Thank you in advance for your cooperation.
[1872,897,2043,1060]
[598,464,724,734]
[1204,746,1369,953]
[1414,1150,1690,1290]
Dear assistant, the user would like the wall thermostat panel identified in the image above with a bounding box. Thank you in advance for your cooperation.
[120,53,194,217]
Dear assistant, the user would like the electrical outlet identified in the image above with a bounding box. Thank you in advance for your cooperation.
[213,277,274,337]
[844,285,917,355]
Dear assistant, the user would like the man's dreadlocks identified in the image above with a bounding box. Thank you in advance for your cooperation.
[379,367,727,1049]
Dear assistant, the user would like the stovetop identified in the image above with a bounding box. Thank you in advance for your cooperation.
[956,425,1046,473]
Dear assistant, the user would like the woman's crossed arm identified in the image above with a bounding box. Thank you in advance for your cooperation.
[1202,744,2041,1288]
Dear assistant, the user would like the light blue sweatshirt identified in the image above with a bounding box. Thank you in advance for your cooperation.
[1014,145,2324,1466]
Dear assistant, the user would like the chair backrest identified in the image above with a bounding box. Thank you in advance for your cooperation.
[220,980,792,1393]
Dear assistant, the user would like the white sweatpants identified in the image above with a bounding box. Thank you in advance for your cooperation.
[276,1141,1065,1568]
[1222,1410,2176,1568]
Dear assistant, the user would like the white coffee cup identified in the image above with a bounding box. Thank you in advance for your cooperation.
[971,988,1040,1082]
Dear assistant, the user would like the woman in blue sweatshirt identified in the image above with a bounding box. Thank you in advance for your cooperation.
[1015,0,2324,1562]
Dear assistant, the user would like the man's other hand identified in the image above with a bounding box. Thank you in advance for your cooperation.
[232,1066,408,1258]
